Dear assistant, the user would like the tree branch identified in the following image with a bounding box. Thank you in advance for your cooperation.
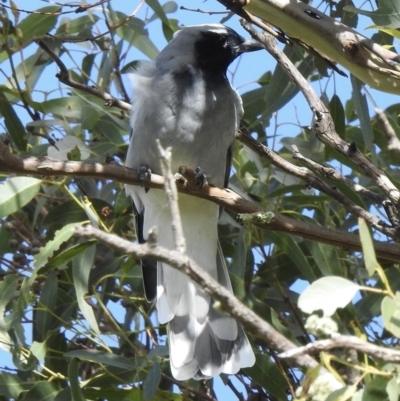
[279,334,400,363]
[218,0,400,94]
[2,141,400,261]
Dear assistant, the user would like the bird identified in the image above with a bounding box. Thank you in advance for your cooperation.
[125,24,262,380]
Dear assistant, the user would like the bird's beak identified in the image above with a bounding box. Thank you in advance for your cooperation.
[237,39,264,53]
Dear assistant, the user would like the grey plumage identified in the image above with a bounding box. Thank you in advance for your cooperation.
[125,24,261,380]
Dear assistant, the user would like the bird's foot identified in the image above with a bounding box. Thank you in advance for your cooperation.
[194,167,208,188]
[137,165,152,193]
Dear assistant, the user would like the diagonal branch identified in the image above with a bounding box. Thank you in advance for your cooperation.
[74,224,318,371]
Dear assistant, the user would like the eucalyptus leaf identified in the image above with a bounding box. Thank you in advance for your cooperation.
[382,294,400,337]
[298,276,360,316]
[0,177,41,218]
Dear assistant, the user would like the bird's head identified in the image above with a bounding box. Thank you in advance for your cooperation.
[156,24,263,75]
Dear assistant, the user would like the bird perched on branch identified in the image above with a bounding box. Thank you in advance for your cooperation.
[125,24,262,380]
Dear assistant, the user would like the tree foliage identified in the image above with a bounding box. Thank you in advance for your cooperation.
[1,1,400,401]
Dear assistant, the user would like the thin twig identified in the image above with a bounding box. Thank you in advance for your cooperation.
[279,334,400,362]
[291,145,386,204]
[37,40,131,111]
[1,0,110,15]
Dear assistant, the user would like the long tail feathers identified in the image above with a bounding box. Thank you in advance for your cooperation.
[141,192,255,380]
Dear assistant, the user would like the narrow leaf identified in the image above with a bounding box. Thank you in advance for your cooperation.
[351,75,376,164]
[143,362,161,401]
[35,271,59,341]
[269,232,316,282]
[0,93,27,150]
[68,359,86,401]
[72,245,100,334]
[0,274,20,331]
[33,222,85,271]
[19,381,59,401]
[382,294,400,337]
[358,218,378,276]
[17,6,60,43]
[65,350,136,370]
[0,177,41,218]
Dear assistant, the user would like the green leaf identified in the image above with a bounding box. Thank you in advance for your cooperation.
[72,245,99,334]
[245,354,288,400]
[298,276,360,316]
[0,372,35,399]
[0,177,42,218]
[19,381,59,401]
[143,362,161,401]
[0,92,27,150]
[363,376,390,401]
[33,222,85,272]
[326,385,357,401]
[31,341,47,361]
[146,0,178,27]
[351,389,364,401]
[358,218,378,276]
[386,376,400,401]
[382,294,400,337]
[306,242,344,276]
[43,199,111,227]
[68,359,86,401]
[65,350,136,370]
[56,15,100,38]
[0,274,20,331]
[344,1,400,28]
[329,94,346,137]
[17,6,60,42]
[269,232,316,282]
[43,241,96,273]
[35,271,59,341]
[84,388,142,401]
[351,75,376,164]
[113,13,159,59]
[39,96,83,119]
[0,226,14,255]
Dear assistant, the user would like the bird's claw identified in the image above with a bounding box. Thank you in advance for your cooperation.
[137,165,152,193]
[194,167,208,188]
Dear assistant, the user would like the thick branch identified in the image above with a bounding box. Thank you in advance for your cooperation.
[218,0,400,94]
[279,334,400,362]
[75,224,318,370]
[1,141,400,261]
